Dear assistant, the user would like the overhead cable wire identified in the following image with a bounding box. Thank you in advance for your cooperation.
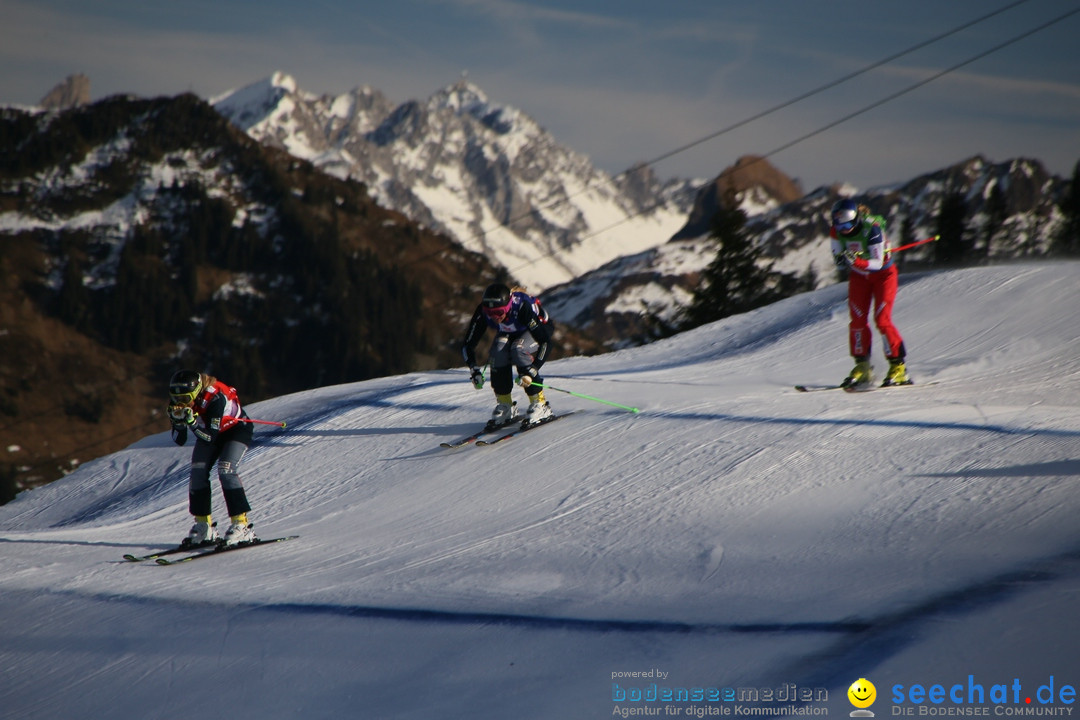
[503,3,1080,280]
[482,0,1034,243]
[602,0,1036,181]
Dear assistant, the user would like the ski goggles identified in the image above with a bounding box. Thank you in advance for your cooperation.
[832,208,859,234]
[482,299,512,319]
[169,384,202,405]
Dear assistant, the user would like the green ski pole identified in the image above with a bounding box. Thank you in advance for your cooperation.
[527,381,640,414]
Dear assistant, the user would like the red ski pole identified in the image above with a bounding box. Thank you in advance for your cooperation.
[226,417,287,428]
[891,235,940,254]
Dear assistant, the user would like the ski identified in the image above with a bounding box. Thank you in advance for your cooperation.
[843,383,878,393]
[846,381,927,392]
[154,535,299,565]
[794,380,931,393]
[440,425,501,449]
[123,541,218,562]
[475,412,577,446]
[440,416,519,448]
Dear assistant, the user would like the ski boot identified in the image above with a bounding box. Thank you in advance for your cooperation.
[881,358,912,387]
[521,392,553,429]
[222,514,256,547]
[181,517,218,548]
[841,358,873,391]
[484,395,517,431]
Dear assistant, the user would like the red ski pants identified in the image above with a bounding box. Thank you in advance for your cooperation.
[847,264,904,359]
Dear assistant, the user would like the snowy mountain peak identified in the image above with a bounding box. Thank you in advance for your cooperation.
[432,79,489,113]
[212,73,700,290]
[269,70,298,94]
[430,79,526,136]
[209,72,304,131]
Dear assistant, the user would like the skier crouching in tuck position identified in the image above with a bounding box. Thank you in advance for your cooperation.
[167,370,256,548]
[461,283,555,429]
[829,198,912,389]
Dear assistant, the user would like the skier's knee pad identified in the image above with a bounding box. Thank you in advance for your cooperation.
[218,469,243,492]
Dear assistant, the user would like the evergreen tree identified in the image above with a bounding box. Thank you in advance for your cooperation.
[679,195,804,331]
[983,182,1008,261]
[889,214,916,271]
[0,463,17,506]
[56,257,90,332]
[934,189,969,267]
[1050,159,1080,257]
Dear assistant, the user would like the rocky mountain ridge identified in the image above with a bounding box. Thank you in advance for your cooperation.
[543,154,1069,348]
[211,72,701,292]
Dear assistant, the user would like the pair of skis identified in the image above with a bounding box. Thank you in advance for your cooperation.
[794,380,928,393]
[123,535,299,565]
[440,412,576,449]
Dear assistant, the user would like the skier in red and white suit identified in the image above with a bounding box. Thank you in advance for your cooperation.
[829,199,911,388]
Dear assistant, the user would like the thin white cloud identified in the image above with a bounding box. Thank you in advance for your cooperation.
[421,0,632,30]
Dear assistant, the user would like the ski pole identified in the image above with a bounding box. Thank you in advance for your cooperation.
[526,381,640,414]
[469,364,489,389]
[891,235,939,254]
[226,417,287,428]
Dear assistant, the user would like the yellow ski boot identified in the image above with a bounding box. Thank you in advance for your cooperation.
[841,358,873,391]
[881,358,912,387]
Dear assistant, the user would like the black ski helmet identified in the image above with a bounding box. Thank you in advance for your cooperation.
[481,283,511,309]
[169,370,204,404]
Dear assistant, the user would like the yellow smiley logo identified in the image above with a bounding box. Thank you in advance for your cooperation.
[848,678,876,709]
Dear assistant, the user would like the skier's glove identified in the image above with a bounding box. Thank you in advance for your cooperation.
[844,250,869,270]
[833,253,847,267]
[469,366,485,390]
[516,366,539,388]
[168,404,196,426]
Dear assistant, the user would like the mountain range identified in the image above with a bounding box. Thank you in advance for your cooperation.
[210,72,701,292]
[210,74,1072,348]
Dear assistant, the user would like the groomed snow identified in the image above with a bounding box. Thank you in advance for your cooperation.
[2,262,1079,719]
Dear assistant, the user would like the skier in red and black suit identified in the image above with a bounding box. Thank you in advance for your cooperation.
[167,370,256,548]
[461,283,555,429]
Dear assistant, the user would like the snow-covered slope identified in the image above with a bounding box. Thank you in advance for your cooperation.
[212,72,699,291]
[3,263,1080,719]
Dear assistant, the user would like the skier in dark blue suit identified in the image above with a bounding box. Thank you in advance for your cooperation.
[461,283,554,428]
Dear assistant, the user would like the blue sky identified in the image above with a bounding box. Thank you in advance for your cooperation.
[3,0,1079,190]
